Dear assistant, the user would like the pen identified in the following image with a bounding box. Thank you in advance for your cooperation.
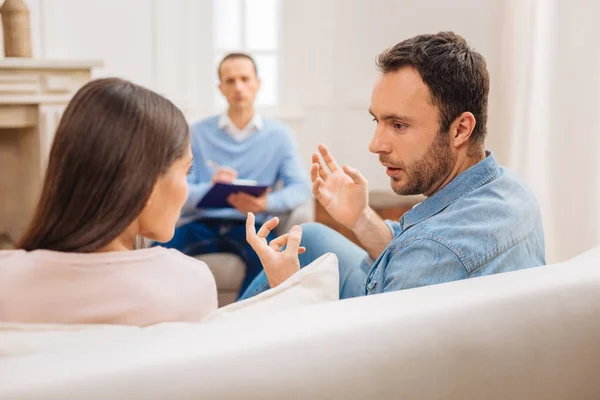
[206,160,220,169]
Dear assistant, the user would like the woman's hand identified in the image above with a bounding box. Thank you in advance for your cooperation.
[245,212,305,288]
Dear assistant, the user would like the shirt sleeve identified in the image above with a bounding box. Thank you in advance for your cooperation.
[384,219,402,237]
[382,238,468,292]
[265,127,312,214]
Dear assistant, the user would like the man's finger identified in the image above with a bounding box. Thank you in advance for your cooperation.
[283,225,302,256]
[312,153,329,179]
[229,194,259,213]
[311,163,320,183]
[256,217,279,239]
[227,195,238,207]
[219,170,237,178]
[236,192,257,202]
[312,178,325,197]
[343,164,367,185]
[228,197,248,213]
[312,179,327,203]
[318,144,340,173]
[217,165,237,173]
[227,192,239,201]
[311,153,321,167]
[314,161,328,181]
[213,168,238,184]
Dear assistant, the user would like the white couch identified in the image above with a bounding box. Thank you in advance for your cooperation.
[1,247,600,399]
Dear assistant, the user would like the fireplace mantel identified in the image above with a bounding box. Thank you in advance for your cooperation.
[0,59,102,245]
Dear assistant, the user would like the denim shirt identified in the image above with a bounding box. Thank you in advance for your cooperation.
[363,153,546,296]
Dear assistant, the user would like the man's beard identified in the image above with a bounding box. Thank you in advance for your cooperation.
[382,132,455,196]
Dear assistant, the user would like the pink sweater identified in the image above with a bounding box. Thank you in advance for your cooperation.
[0,247,218,326]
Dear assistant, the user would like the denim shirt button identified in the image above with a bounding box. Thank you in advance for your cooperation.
[366,280,376,292]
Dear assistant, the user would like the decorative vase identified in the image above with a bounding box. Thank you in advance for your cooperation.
[0,0,32,57]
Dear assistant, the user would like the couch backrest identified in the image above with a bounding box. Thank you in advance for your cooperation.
[1,247,600,399]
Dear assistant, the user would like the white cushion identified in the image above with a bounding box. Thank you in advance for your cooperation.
[203,252,339,322]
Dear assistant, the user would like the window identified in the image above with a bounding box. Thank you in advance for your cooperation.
[213,0,280,108]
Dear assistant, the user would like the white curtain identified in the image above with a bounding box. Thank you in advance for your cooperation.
[498,0,600,263]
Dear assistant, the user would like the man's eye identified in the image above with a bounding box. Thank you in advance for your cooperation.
[393,123,405,130]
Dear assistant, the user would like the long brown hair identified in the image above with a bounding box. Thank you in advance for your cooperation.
[17,78,189,252]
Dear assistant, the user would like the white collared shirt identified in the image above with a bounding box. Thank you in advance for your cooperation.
[218,113,264,142]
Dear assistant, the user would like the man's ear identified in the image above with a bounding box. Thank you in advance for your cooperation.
[451,112,476,148]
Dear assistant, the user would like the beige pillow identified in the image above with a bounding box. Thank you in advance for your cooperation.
[203,252,339,323]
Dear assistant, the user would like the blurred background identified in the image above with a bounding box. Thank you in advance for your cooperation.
[1,0,599,263]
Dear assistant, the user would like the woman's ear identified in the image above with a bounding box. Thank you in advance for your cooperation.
[145,179,161,207]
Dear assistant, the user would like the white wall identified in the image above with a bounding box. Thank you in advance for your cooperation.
[18,0,504,192]
[280,0,504,190]
[20,0,214,119]
[10,0,598,262]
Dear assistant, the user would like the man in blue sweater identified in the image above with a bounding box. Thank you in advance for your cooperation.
[161,53,311,296]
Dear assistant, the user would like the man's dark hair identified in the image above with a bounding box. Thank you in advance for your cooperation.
[218,53,258,81]
[376,31,489,144]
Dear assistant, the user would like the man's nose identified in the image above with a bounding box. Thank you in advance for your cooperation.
[234,80,244,91]
[369,127,391,154]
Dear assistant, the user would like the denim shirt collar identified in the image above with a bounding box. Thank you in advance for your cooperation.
[401,151,500,231]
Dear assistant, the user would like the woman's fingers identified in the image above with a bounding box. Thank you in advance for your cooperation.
[245,212,257,240]
[245,212,268,258]
[256,216,279,239]
[269,233,306,254]
[283,225,302,258]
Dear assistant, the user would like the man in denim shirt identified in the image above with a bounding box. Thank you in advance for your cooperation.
[240,32,545,300]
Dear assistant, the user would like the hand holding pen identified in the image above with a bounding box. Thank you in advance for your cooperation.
[206,160,238,184]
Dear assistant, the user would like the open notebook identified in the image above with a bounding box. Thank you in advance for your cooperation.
[196,180,269,208]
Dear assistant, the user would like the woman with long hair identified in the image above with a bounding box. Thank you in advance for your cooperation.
[0,78,302,326]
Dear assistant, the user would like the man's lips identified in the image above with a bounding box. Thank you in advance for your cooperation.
[382,163,402,177]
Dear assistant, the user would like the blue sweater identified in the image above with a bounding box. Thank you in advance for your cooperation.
[181,116,311,222]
